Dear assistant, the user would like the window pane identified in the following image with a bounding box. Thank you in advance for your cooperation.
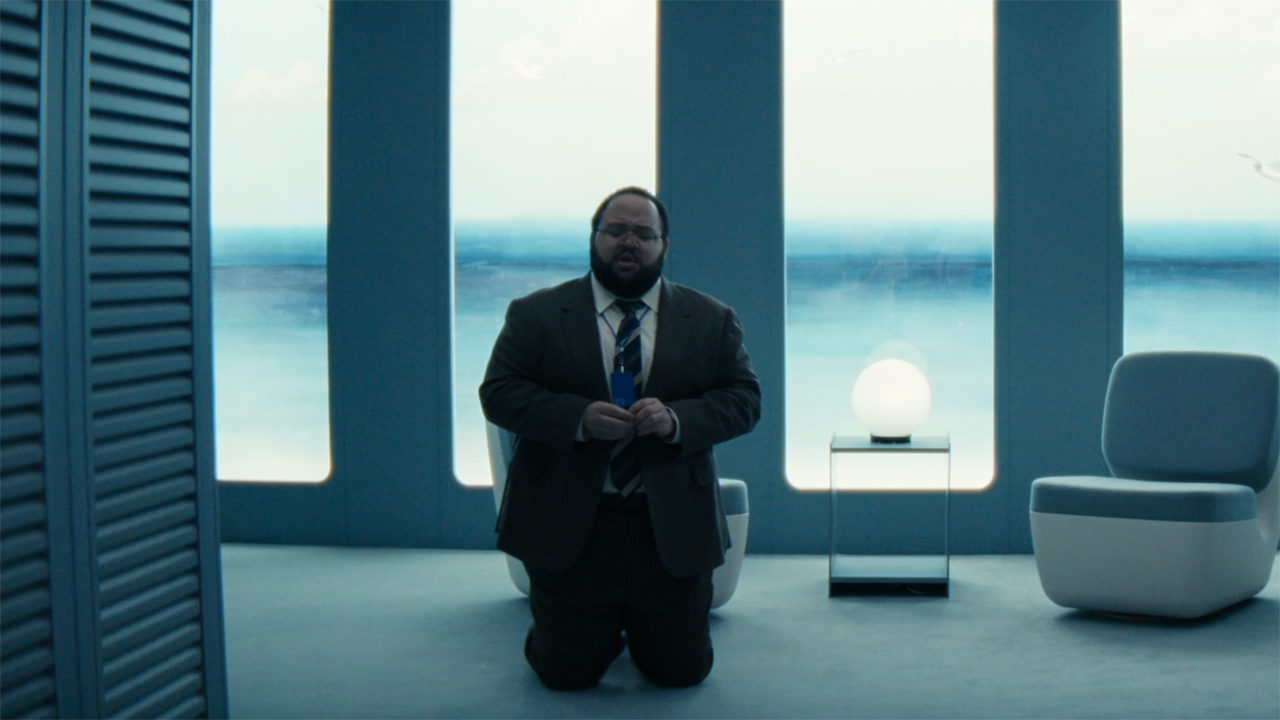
[211,0,331,482]
[452,0,658,486]
[1122,0,1280,363]
[784,0,995,490]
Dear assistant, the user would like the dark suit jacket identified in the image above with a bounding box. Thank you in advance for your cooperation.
[479,274,761,578]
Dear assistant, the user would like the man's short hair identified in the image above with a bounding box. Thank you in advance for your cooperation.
[591,187,669,240]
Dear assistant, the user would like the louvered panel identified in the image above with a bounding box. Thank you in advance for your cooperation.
[0,616,50,658]
[88,172,190,199]
[0,587,49,629]
[104,0,192,28]
[90,301,191,331]
[90,250,191,275]
[0,676,56,720]
[107,664,202,720]
[99,574,197,635]
[0,145,38,170]
[0,646,52,689]
[90,116,190,148]
[89,327,192,359]
[0,469,40,502]
[90,35,190,76]
[0,82,38,110]
[90,227,190,249]
[96,476,193,526]
[96,506,196,558]
[0,13,39,42]
[93,402,193,442]
[91,352,192,387]
[92,371,192,412]
[90,88,190,128]
[0,293,39,319]
[1,381,40,412]
[90,278,191,303]
[0,353,39,382]
[0,501,45,536]
[101,598,198,662]
[0,322,39,348]
[82,3,215,717]
[96,550,198,614]
[88,144,189,175]
[0,440,41,473]
[89,61,190,103]
[89,3,191,53]
[0,48,37,79]
[0,410,40,445]
[0,231,39,254]
[102,624,202,693]
[0,198,37,222]
[88,199,191,224]
[0,529,46,568]
[95,452,192,498]
[131,690,203,720]
[1,172,39,196]
[0,0,38,23]
[0,557,48,595]
[92,428,193,470]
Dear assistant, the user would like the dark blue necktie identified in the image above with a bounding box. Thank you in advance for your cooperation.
[609,301,644,495]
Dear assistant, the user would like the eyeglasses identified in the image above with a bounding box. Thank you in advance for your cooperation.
[596,223,661,244]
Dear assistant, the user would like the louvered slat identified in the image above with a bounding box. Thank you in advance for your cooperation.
[0,1,55,717]
[99,573,198,635]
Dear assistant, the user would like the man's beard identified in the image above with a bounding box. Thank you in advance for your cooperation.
[590,244,664,299]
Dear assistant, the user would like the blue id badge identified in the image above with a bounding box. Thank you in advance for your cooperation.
[611,371,637,407]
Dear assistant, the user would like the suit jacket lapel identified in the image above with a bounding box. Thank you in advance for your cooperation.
[646,281,692,399]
[559,274,611,402]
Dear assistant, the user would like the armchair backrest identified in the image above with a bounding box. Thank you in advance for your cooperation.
[1102,352,1280,490]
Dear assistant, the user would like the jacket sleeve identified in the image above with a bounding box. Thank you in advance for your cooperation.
[478,296,596,452]
[664,306,761,456]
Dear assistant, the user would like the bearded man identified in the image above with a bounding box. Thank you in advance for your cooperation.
[480,187,761,689]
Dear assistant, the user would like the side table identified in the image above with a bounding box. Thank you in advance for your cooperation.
[829,435,951,597]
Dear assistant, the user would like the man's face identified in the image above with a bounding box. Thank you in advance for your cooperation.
[589,194,668,298]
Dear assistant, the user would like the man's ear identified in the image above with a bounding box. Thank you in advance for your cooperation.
[661,238,670,257]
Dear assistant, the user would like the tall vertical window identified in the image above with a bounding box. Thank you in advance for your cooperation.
[1122,1,1279,362]
[784,0,995,490]
[210,1,331,481]
[452,0,657,486]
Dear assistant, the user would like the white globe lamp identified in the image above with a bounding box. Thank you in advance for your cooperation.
[851,358,932,443]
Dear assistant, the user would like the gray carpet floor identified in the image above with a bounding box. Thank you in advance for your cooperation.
[220,545,1279,719]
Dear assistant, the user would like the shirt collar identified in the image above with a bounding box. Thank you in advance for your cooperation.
[590,273,662,316]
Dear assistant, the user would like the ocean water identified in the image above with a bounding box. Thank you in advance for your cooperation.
[212,222,1279,485]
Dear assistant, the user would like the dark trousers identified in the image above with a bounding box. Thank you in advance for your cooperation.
[523,494,714,690]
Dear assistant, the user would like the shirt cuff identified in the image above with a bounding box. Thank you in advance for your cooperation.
[664,408,681,443]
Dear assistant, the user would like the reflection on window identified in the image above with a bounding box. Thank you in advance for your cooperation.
[452,0,657,487]
[210,0,331,482]
[1122,0,1280,363]
[784,0,995,491]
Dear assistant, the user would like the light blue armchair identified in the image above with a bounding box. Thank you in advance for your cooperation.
[1030,352,1280,619]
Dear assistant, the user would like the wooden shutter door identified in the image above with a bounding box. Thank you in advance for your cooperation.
[1,1,58,717]
[84,1,222,717]
[1,1,225,717]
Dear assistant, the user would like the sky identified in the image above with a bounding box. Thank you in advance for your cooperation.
[210,0,1280,228]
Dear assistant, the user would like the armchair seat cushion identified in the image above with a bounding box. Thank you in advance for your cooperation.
[1032,476,1257,524]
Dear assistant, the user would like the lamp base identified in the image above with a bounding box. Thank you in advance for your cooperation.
[870,435,911,444]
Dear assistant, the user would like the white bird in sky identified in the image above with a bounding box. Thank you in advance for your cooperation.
[1238,154,1280,182]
